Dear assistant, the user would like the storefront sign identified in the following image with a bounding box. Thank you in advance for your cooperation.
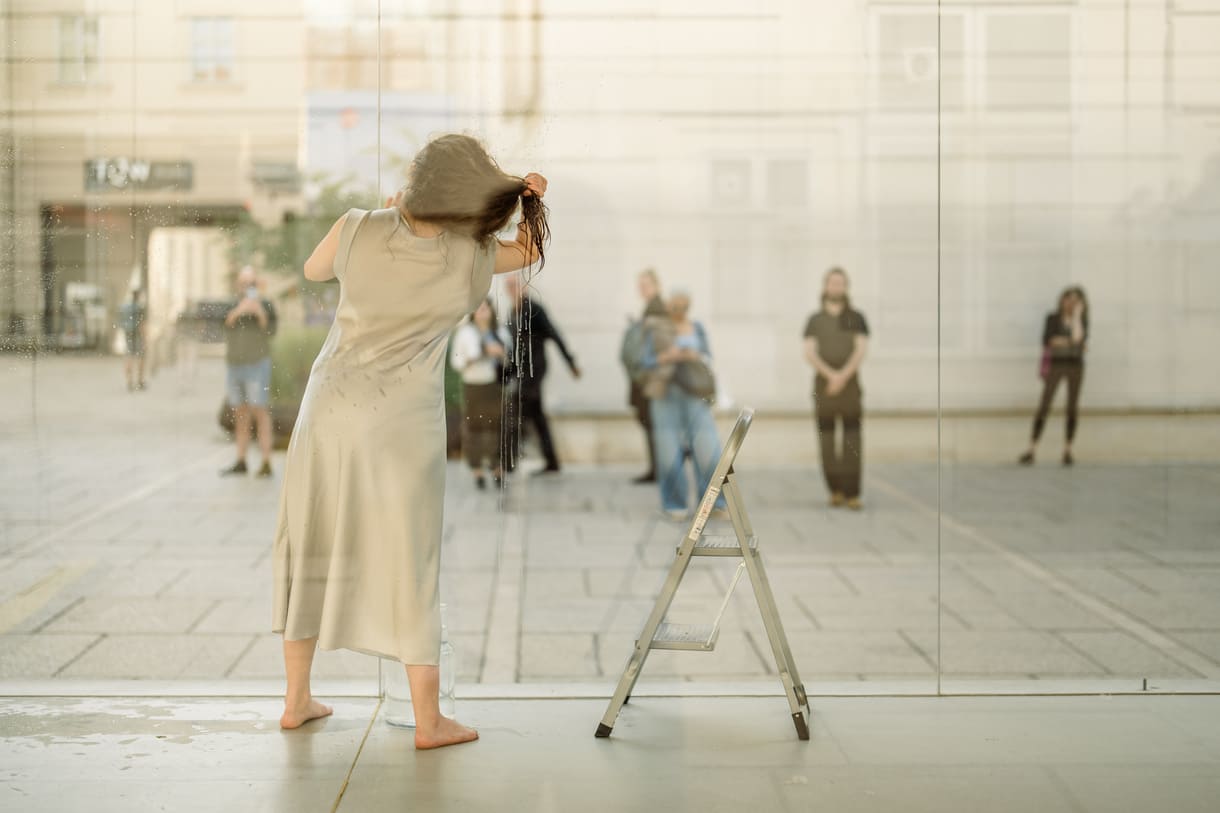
[84,158,194,191]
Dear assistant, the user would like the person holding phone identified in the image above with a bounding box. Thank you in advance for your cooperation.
[1019,286,1089,466]
[273,134,549,750]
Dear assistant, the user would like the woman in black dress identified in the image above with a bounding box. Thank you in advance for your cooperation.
[1019,286,1089,466]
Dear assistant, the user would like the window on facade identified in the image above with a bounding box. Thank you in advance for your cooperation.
[191,17,235,82]
[58,16,100,83]
[767,159,809,209]
[711,160,751,208]
[984,12,1071,110]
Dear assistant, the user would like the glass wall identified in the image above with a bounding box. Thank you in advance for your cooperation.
[1,0,1217,695]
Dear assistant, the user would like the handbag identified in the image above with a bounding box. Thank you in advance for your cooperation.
[673,359,717,400]
[1038,348,1051,380]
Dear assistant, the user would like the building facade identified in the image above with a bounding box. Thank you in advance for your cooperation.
[2,0,1217,412]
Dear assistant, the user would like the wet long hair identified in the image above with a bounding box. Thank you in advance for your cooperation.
[398,134,550,272]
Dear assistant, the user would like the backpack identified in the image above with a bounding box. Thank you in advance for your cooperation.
[619,319,650,383]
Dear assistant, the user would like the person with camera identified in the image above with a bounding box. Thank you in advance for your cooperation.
[220,265,278,478]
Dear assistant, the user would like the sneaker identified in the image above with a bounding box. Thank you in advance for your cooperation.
[531,465,561,477]
[493,475,504,489]
[632,472,657,484]
[709,508,730,520]
[663,508,689,521]
[1062,451,1074,467]
[846,497,863,511]
[830,492,846,508]
[1018,451,1035,466]
[256,461,273,478]
[475,475,487,490]
[220,460,248,476]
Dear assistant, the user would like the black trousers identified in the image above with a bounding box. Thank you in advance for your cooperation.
[813,379,863,499]
[505,381,560,471]
[629,380,656,476]
[1032,361,1084,443]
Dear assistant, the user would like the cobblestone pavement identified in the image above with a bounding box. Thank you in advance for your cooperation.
[3,355,1219,689]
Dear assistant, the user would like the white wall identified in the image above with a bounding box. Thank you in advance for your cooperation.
[465,0,1220,414]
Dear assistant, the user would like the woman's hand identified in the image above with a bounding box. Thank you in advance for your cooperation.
[484,341,505,359]
[522,172,547,198]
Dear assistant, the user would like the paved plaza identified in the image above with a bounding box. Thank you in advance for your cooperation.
[2,355,1219,691]
[4,693,1220,813]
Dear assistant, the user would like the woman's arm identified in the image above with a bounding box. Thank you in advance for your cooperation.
[493,173,547,275]
[494,221,540,275]
[304,213,348,282]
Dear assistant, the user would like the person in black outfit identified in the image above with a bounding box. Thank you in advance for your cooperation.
[623,268,667,483]
[1020,286,1088,467]
[802,267,870,510]
[502,274,580,474]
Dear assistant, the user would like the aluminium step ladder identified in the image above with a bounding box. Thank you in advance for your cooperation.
[595,407,811,741]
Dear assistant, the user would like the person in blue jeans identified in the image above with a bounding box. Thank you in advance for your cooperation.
[640,290,729,521]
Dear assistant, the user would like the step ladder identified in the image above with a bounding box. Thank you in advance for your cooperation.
[595,407,811,741]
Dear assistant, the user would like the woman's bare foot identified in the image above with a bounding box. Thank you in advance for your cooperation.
[280,698,334,729]
[414,716,479,750]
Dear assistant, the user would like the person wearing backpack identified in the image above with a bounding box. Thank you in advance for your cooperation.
[620,268,667,483]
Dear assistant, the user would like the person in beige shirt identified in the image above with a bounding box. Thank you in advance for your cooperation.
[274,134,550,750]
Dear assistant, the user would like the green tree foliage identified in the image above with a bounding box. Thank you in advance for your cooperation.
[229,173,375,275]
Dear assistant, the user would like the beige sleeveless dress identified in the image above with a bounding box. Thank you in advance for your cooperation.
[272,207,495,664]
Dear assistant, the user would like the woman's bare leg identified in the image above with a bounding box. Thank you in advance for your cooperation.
[280,636,333,729]
[405,664,478,749]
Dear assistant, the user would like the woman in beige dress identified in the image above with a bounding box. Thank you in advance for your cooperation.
[272,134,549,749]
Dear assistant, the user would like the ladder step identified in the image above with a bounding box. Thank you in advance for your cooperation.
[685,534,757,557]
[650,622,718,651]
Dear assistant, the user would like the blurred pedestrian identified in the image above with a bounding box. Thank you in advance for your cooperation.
[620,268,667,483]
[802,267,870,510]
[117,288,147,392]
[502,274,580,475]
[450,297,509,489]
[1019,286,1089,466]
[274,133,549,747]
[175,301,203,392]
[220,266,278,478]
[640,290,728,521]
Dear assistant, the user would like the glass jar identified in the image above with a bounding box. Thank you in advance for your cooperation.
[382,603,454,728]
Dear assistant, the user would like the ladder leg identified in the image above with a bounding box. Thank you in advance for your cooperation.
[724,476,811,737]
[744,548,810,723]
[596,642,650,737]
[595,543,697,737]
